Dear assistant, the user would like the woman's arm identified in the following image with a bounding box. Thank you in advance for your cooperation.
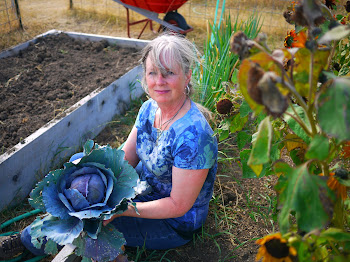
[103,166,208,225]
[122,125,139,168]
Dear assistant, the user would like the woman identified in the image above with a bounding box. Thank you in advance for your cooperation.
[105,33,218,251]
[0,34,218,261]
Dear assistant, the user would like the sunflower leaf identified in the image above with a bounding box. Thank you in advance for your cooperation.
[278,164,331,234]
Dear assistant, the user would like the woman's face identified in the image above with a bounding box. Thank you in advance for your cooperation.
[145,54,191,106]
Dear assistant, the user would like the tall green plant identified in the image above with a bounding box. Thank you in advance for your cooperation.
[192,14,262,112]
[225,0,350,261]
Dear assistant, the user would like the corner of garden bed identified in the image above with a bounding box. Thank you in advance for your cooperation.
[0,30,149,211]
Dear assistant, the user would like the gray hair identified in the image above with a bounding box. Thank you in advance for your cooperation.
[140,33,199,96]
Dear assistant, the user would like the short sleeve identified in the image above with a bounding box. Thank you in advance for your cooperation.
[173,126,217,170]
[134,100,149,129]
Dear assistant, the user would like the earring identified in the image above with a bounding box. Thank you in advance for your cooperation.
[185,85,190,96]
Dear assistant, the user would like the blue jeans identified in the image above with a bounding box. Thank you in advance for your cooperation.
[21,153,191,255]
[21,216,190,256]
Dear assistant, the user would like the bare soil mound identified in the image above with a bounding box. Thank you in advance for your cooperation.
[0,33,140,153]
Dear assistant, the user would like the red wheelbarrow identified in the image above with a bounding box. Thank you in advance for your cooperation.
[113,0,193,38]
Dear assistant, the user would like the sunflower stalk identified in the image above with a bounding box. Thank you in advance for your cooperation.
[230,1,350,260]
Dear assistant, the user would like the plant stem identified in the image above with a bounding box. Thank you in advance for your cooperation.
[307,51,318,135]
[285,112,312,137]
[308,51,314,107]
[326,40,338,71]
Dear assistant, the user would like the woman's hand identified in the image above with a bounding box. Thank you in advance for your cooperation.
[103,213,122,226]
[103,167,209,222]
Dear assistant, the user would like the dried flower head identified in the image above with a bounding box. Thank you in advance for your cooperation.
[216,98,233,114]
[256,233,297,262]
[346,1,350,12]
[247,63,265,105]
[292,1,325,27]
[283,10,295,24]
[230,31,252,59]
[258,72,289,118]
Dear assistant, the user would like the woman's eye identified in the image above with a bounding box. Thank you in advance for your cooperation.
[166,71,174,75]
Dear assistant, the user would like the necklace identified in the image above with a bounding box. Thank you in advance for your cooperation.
[156,98,187,145]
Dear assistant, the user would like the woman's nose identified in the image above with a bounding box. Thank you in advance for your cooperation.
[156,74,166,85]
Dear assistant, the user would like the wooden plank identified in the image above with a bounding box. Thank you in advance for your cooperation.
[52,244,81,262]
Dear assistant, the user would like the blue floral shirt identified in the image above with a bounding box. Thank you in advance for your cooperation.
[135,99,218,237]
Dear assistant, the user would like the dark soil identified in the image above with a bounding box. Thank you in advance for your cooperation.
[0,33,140,154]
[0,33,277,262]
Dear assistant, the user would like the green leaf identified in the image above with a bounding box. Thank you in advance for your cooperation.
[240,149,257,178]
[293,48,330,100]
[81,257,92,262]
[305,135,329,161]
[290,149,304,166]
[229,113,248,133]
[320,228,350,242]
[239,100,252,118]
[44,239,59,255]
[248,117,272,176]
[318,78,350,141]
[283,105,311,144]
[274,161,293,176]
[278,164,331,234]
[29,169,63,211]
[218,128,229,141]
[237,131,251,150]
[74,224,125,262]
[83,139,95,155]
[30,215,56,249]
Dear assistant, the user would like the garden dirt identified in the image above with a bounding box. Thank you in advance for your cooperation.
[0,33,140,152]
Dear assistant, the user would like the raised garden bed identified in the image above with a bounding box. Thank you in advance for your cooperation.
[0,31,148,210]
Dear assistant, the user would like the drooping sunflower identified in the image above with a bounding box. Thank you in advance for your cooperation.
[320,169,348,200]
[256,233,297,262]
[284,30,307,48]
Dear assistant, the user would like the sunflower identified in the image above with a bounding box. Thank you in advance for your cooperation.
[320,170,348,200]
[284,30,307,48]
[216,98,233,115]
[256,233,297,262]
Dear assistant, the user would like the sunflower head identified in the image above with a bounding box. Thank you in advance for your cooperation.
[321,170,348,200]
[284,30,307,48]
[256,233,297,262]
[216,98,234,115]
